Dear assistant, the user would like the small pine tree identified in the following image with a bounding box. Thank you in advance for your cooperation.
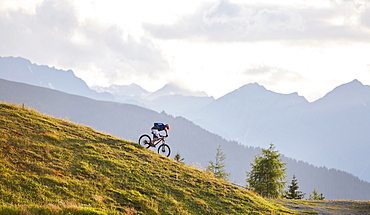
[246,144,287,198]
[174,153,185,163]
[308,189,325,200]
[284,175,305,199]
[206,145,229,181]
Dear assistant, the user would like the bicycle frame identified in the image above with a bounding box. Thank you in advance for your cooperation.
[152,136,166,147]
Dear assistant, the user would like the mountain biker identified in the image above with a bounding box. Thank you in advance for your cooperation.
[150,122,170,147]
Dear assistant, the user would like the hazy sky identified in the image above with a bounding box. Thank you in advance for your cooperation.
[1,0,370,101]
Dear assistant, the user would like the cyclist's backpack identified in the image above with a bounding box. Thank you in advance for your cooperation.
[154,122,167,131]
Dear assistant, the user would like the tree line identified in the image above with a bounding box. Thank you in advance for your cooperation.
[175,144,325,200]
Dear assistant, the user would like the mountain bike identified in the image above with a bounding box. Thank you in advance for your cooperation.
[138,134,171,157]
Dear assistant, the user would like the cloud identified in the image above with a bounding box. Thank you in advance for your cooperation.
[361,7,370,29]
[202,0,305,41]
[0,0,169,85]
[144,0,370,42]
[244,64,304,85]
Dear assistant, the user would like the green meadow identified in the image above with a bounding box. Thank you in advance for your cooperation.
[0,103,294,214]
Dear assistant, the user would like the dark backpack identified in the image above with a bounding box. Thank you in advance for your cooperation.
[154,122,167,131]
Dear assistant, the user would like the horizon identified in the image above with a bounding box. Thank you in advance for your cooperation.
[1,55,365,103]
[1,0,370,102]
[97,77,364,103]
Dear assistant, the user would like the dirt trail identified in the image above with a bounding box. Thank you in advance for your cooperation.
[273,199,370,214]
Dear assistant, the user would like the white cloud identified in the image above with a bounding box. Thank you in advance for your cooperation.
[144,0,370,42]
[0,0,170,87]
[244,65,303,81]
[361,7,370,29]
[202,1,306,39]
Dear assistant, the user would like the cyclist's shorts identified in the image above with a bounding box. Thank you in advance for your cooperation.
[152,128,159,139]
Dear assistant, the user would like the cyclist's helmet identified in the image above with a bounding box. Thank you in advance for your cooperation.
[165,124,170,130]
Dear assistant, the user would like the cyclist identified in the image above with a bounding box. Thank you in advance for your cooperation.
[150,122,170,147]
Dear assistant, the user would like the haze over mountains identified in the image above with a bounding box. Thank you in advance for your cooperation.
[1,56,370,200]
[96,75,370,185]
[102,78,370,184]
[188,80,370,183]
[94,83,215,117]
[0,56,214,116]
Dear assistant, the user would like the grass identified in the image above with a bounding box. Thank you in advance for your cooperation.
[0,102,295,215]
[270,199,370,215]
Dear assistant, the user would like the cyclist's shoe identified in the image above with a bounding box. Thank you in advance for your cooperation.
[144,140,153,147]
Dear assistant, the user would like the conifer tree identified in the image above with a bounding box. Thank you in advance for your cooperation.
[174,153,185,163]
[308,189,325,200]
[284,175,305,199]
[207,145,229,181]
[246,144,287,198]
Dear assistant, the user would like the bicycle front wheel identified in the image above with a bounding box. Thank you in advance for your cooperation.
[158,144,171,157]
[138,134,151,148]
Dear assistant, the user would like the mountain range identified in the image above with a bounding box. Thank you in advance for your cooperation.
[187,80,370,183]
[94,82,215,118]
[1,78,370,200]
[94,75,370,184]
[0,56,115,102]
[1,56,370,200]
[0,56,214,117]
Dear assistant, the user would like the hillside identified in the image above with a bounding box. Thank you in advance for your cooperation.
[0,103,293,214]
[1,78,370,200]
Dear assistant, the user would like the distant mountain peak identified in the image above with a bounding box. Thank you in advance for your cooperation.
[314,79,370,107]
[162,82,208,96]
[159,83,183,93]
[92,83,149,99]
[229,82,279,97]
[239,82,267,91]
[216,82,308,106]
[343,79,364,88]
[332,79,366,90]
[146,82,209,100]
[330,79,367,93]
[351,79,362,83]
[0,56,114,101]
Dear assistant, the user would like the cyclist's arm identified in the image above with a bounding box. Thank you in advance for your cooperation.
[159,129,168,138]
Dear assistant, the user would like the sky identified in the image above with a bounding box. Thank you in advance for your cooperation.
[1,0,370,101]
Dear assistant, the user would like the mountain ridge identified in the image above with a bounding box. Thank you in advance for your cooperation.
[313,79,370,109]
[145,82,209,101]
[189,79,370,183]
[0,56,115,102]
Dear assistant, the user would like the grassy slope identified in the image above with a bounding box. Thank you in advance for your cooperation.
[0,103,293,215]
[272,199,370,215]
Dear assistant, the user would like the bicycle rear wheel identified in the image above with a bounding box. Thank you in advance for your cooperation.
[158,144,171,157]
[138,134,151,148]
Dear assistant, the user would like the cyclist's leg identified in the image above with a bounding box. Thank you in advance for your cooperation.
[151,133,159,146]
[151,129,159,144]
